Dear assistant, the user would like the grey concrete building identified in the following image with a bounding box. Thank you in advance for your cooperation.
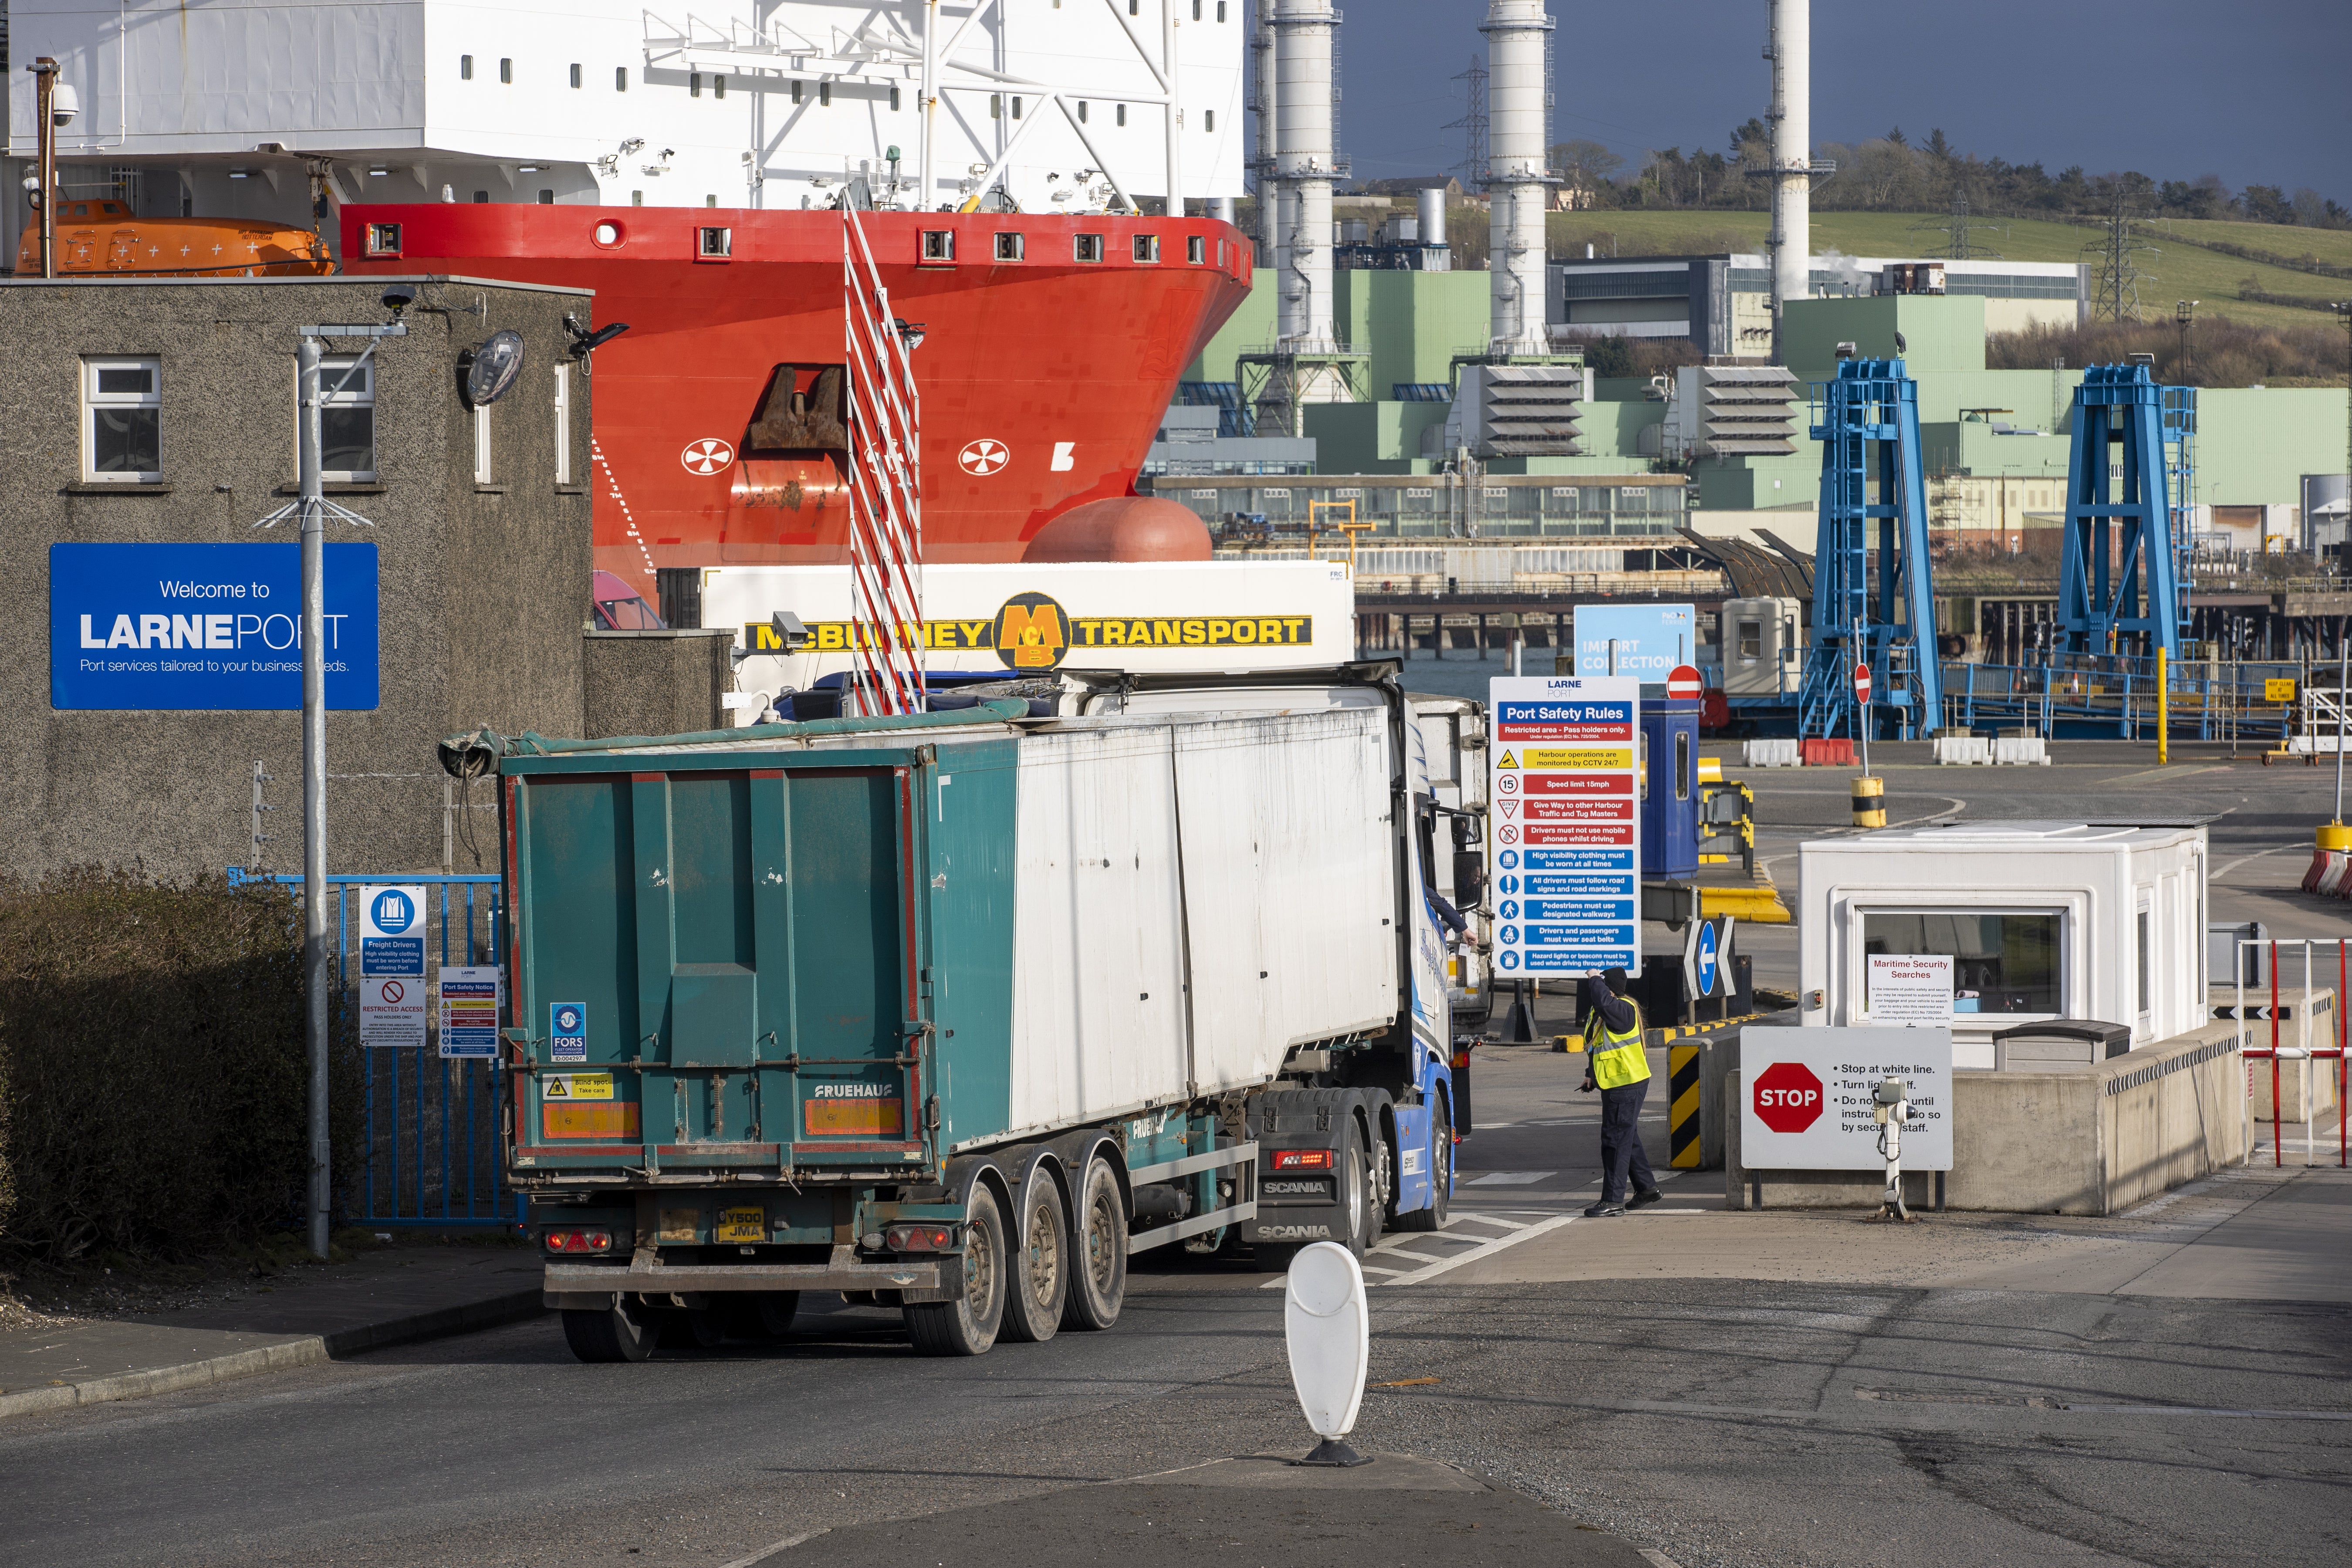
[0,274,596,881]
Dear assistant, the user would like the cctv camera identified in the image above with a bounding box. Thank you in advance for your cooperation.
[381,284,417,314]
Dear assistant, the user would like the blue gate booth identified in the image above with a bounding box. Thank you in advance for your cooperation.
[1639,698,1701,880]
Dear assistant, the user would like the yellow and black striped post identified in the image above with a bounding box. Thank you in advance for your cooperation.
[1668,1043,1703,1168]
[1851,774,1886,829]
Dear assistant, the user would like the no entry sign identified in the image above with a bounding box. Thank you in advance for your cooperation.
[1853,661,1872,703]
[1740,1027,1953,1170]
[1666,664,1702,701]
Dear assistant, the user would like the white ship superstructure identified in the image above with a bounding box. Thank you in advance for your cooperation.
[3,0,1246,256]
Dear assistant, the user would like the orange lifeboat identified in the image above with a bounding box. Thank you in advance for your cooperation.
[16,200,333,277]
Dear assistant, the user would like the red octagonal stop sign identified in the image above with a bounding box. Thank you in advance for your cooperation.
[1753,1061,1824,1133]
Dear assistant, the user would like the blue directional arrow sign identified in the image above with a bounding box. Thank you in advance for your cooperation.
[1696,919,1721,998]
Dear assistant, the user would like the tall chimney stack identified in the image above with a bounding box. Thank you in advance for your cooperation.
[1273,0,1337,356]
[1481,0,1553,356]
[1767,0,1810,364]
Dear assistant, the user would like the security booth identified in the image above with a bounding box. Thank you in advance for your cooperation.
[1796,821,2207,1068]
[1639,697,1701,879]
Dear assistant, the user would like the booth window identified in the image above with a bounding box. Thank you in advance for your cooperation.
[1863,911,2058,1015]
[318,356,377,481]
[1738,619,1761,660]
[2136,906,2152,1017]
[84,357,162,481]
[1675,730,1690,800]
[553,364,572,484]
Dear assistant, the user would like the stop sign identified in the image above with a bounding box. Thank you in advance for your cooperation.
[1753,1061,1825,1133]
[1667,664,1702,701]
[1853,662,1872,703]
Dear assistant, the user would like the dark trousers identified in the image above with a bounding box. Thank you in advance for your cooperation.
[1598,1079,1656,1203]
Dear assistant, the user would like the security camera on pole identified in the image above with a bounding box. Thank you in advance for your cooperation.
[23,57,79,280]
[256,299,412,1259]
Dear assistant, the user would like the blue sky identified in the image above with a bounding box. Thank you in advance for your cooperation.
[1319,0,2347,201]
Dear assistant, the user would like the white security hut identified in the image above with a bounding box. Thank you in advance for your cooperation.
[1798,821,2207,1068]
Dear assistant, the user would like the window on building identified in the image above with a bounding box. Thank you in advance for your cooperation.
[553,364,572,485]
[1737,619,1761,660]
[500,58,512,84]
[819,81,831,106]
[1129,0,1138,13]
[616,67,628,91]
[570,64,582,89]
[1193,0,1201,16]
[1205,110,1215,132]
[538,189,554,204]
[1074,233,1103,262]
[318,355,377,482]
[690,72,702,98]
[1862,911,2060,1016]
[990,95,1001,119]
[2136,906,2152,1016]
[889,84,900,110]
[1133,234,1159,262]
[1116,103,1127,127]
[473,190,490,203]
[1011,96,1022,118]
[1217,0,1227,18]
[791,80,803,104]
[461,55,474,81]
[83,358,162,482]
[1078,100,1089,123]
[715,74,727,99]
[631,190,643,206]
[474,402,493,484]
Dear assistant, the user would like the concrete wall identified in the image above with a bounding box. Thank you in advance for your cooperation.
[1720,1020,2250,1216]
[0,275,593,880]
[582,630,736,739]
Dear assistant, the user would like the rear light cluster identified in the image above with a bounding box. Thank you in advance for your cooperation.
[885,1224,956,1252]
[1271,1149,1335,1171]
[543,1228,613,1254]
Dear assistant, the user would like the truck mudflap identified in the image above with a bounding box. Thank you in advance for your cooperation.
[544,1256,964,1308]
[1243,1087,1393,1252]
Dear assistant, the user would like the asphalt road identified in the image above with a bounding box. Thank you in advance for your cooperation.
[9,1050,2347,1568]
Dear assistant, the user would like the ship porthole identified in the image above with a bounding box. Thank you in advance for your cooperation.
[593,221,625,248]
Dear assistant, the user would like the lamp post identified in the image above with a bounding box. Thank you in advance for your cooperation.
[24,57,77,280]
[264,313,408,1257]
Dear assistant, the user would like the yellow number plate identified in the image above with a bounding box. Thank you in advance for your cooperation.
[717,1206,765,1244]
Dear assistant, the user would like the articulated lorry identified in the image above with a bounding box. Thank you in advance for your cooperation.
[451,662,1465,1360]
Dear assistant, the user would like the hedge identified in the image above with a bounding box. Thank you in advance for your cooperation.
[0,869,362,1260]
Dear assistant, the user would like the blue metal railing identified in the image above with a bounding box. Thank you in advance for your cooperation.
[228,871,517,1229]
[1936,656,2301,740]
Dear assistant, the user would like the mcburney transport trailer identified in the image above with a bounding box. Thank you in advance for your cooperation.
[444,671,1459,1361]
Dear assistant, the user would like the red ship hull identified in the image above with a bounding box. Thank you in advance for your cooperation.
[342,206,1250,600]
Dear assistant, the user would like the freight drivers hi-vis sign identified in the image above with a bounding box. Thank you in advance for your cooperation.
[704,561,1355,697]
[1485,675,1641,977]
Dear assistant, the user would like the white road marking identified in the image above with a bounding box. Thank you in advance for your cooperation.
[1377,1214,1579,1285]
[718,1527,833,1567]
[1467,1170,1553,1185]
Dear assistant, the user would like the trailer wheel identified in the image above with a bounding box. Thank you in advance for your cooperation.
[562,1298,656,1363]
[1060,1153,1128,1332]
[905,1182,1007,1356]
[1000,1162,1069,1344]
[1393,1101,1452,1232]
[1342,1121,1378,1257]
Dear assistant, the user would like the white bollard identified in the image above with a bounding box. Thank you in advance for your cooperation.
[1283,1240,1372,1466]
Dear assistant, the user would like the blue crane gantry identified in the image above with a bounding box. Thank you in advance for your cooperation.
[1798,357,1942,740]
[2058,363,2196,659]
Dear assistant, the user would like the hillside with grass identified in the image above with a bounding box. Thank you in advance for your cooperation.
[1529,209,2351,336]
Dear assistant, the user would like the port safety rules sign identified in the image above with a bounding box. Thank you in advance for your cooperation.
[1486,676,1641,977]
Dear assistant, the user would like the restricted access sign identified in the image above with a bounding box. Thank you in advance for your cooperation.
[1853,661,1872,703]
[1486,675,1641,977]
[359,884,428,1048]
[1740,1027,1953,1171]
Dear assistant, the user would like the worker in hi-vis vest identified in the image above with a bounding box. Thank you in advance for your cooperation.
[1576,969,1663,1217]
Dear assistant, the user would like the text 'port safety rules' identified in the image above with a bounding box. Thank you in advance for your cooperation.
[1487,675,1641,978]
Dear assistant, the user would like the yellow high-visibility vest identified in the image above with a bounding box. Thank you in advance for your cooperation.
[1583,998,1650,1089]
